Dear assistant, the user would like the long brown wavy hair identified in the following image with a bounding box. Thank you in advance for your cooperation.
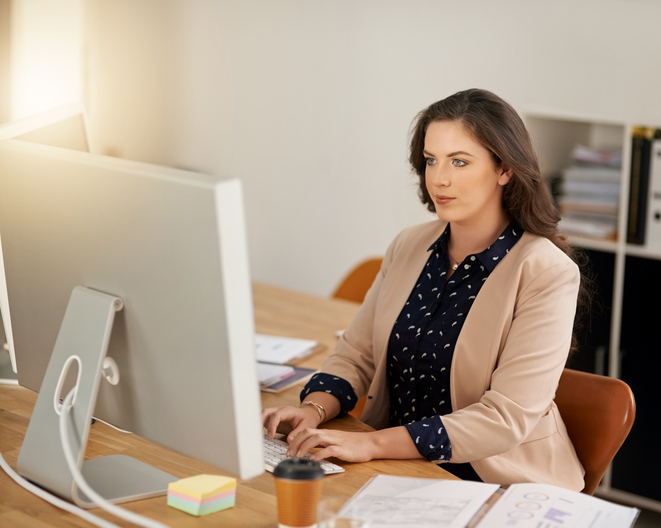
[409,88,593,352]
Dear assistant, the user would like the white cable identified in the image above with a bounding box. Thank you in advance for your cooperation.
[0,448,120,528]
[91,416,134,434]
[59,389,170,528]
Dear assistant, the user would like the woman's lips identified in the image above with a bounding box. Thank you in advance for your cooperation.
[434,195,455,206]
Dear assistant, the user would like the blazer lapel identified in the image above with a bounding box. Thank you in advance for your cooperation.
[363,221,445,427]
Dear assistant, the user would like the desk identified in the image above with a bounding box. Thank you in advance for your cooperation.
[0,282,456,527]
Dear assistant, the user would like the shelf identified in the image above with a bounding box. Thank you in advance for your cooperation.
[566,235,618,253]
[525,111,661,512]
[623,243,661,261]
[566,236,661,261]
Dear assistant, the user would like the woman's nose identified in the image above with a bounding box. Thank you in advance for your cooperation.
[427,165,449,187]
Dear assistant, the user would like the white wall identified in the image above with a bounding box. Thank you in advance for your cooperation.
[82,0,661,296]
[0,1,10,123]
[10,0,83,119]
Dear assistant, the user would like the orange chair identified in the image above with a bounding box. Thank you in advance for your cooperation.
[331,258,383,304]
[554,368,635,495]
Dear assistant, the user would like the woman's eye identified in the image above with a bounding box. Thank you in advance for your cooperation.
[452,159,467,167]
[425,157,437,166]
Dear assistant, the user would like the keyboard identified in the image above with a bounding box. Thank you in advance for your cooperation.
[263,434,344,475]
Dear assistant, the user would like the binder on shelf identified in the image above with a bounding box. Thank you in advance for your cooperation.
[645,135,661,253]
[626,127,655,245]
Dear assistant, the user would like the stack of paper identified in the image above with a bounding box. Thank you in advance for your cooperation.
[259,366,317,393]
[255,334,320,364]
[255,334,321,393]
[167,474,236,516]
[257,362,295,387]
[557,144,622,241]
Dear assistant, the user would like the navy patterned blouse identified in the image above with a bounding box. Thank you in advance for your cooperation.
[301,223,523,468]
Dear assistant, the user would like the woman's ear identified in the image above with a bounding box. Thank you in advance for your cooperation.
[497,165,513,186]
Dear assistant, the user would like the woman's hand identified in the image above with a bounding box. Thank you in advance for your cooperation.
[262,404,323,441]
[286,428,379,463]
[263,393,342,443]
[285,426,422,464]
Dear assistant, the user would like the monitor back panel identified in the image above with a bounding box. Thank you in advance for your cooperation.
[0,140,263,478]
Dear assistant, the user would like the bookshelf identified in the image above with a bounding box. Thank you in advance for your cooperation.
[525,111,661,513]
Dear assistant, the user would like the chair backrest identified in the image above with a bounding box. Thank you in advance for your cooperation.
[554,368,635,495]
[331,258,383,304]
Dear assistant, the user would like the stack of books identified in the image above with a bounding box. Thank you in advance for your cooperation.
[557,144,622,241]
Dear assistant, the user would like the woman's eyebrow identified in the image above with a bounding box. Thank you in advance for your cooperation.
[446,150,475,158]
[423,149,476,158]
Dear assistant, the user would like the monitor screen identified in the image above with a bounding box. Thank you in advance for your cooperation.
[0,139,264,504]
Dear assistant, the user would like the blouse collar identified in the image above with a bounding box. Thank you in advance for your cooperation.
[428,222,523,273]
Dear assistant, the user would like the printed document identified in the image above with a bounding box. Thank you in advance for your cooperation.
[255,333,319,364]
[341,475,499,528]
[478,482,639,528]
[340,475,639,528]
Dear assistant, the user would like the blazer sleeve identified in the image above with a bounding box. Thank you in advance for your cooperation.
[319,226,410,400]
[442,243,581,463]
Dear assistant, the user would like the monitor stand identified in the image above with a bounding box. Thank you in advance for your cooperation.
[17,286,177,508]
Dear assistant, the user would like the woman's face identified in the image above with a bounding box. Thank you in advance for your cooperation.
[424,120,512,228]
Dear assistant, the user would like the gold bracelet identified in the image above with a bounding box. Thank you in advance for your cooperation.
[301,401,326,423]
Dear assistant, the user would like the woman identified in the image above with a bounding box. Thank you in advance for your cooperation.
[262,89,586,490]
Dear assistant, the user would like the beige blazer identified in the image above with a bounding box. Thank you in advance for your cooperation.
[322,220,585,490]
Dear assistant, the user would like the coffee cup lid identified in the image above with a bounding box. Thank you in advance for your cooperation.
[273,458,325,480]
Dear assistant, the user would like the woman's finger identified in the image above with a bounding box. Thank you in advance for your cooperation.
[262,406,296,438]
[262,405,317,439]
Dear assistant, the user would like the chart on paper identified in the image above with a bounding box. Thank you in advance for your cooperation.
[477,483,639,528]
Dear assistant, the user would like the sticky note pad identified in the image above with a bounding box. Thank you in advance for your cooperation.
[167,474,237,516]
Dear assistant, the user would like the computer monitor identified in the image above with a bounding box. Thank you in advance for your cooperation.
[0,102,91,150]
[0,139,264,507]
[0,102,91,376]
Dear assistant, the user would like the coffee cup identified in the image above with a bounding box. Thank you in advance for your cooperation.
[273,458,325,528]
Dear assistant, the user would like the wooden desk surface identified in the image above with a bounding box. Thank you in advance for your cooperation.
[0,282,456,527]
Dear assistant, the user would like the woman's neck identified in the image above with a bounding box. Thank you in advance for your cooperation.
[447,213,511,262]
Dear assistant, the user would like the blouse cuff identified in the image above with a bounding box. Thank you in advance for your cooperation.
[404,415,453,463]
[300,372,358,416]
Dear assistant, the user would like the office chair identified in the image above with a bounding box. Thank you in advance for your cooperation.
[332,257,383,419]
[331,258,383,304]
[554,368,635,495]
